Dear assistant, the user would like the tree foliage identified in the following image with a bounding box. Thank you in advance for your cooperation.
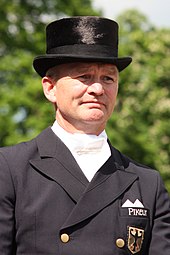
[0,3,169,191]
[0,0,100,144]
[106,10,170,191]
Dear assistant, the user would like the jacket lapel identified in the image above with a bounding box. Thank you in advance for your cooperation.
[29,128,89,202]
[30,128,138,229]
[61,148,138,229]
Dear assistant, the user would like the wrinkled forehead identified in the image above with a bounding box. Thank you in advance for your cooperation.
[56,62,118,75]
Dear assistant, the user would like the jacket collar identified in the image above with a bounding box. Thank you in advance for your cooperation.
[30,127,88,202]
[29,127,138,227]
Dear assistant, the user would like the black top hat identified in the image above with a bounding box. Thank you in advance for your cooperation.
[33,16,132,77]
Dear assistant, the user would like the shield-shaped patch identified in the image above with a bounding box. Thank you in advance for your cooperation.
[127,226,144,254]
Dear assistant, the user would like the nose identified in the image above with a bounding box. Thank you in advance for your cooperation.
[87,82,104,96]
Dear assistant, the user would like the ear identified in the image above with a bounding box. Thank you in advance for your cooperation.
[42,77,57,103]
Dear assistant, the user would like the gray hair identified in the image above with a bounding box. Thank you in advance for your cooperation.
[45,66,60,81]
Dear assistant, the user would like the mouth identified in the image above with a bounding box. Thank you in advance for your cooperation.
[81,101,105,108]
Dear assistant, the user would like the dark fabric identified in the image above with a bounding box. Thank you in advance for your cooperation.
[33,16,132,77]
[0,127,169,254]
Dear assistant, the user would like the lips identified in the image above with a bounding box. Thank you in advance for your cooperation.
[81,101,105,108]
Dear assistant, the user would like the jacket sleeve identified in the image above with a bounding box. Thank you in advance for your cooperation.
[149,172,170,255]
[0,152,16,255]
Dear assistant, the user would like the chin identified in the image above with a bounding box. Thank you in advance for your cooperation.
[83,116,106,124]
[86,109,105,118]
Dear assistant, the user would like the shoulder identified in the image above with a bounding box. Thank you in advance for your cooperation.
[0,137,37,163]
[0,128,48,166]
[111,144,161,181]
[111,145,170,204]
[0,127,53,161]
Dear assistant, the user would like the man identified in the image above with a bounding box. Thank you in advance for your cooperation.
[0,16,169,255]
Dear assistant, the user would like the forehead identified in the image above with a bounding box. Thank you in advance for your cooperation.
[56,62,118,76]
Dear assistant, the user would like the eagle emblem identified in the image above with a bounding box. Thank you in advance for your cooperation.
[128,226,144,254]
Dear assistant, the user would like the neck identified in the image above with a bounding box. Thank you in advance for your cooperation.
[55,114,105,136]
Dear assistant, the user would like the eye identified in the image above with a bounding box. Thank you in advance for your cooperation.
[102,76,115,84]
[77,74,91,82]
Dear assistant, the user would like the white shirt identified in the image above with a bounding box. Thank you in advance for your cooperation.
[51,120,111,181]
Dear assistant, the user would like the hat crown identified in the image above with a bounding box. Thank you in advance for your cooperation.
[33,16,132,77]
[46,16,118,54]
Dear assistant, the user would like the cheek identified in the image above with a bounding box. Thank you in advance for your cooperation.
[105,86,118,114]
[55,83,84,109]
[55,87,68,108]
[107,86,118,103]
[71,82,87,99]
[59,81,85,98]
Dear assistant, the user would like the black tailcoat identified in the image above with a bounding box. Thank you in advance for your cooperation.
[0,127,169,254]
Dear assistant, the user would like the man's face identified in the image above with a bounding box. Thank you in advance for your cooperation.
[45,62,119,134]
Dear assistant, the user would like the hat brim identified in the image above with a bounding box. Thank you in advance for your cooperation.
[33,55,132,77]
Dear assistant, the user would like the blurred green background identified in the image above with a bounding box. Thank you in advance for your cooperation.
[0,0,169,192]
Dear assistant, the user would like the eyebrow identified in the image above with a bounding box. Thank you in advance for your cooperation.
[70,63,92,70]
[68,63,118,75]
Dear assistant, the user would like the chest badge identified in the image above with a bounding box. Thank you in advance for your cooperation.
[128,226,144,254]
